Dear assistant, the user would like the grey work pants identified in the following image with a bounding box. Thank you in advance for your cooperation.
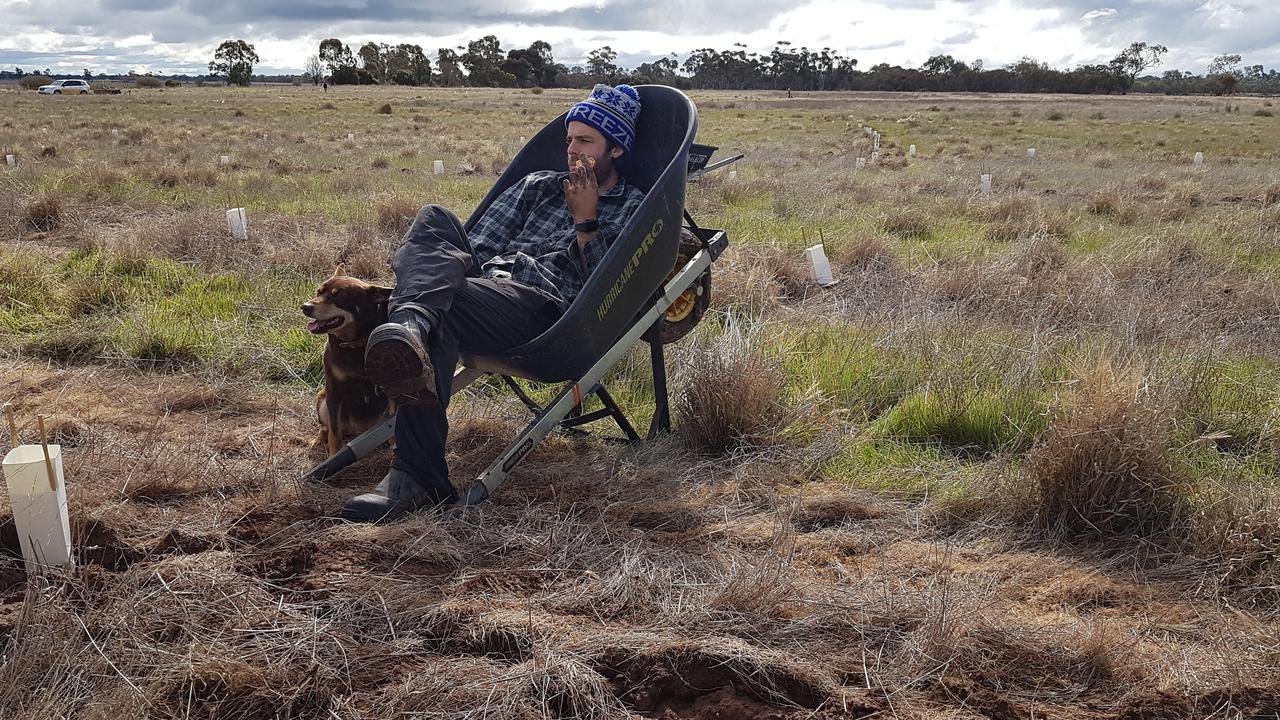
[387,204,562,499]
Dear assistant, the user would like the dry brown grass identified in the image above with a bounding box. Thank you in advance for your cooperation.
[1264,181,1280,207]
[1027,357,1189,543]
[0,362,1277,719]
[1086,190,1122,215]
[376,197,419,237]
[23,196,62,232]
[974,197,1071,242]
[835,235,896,270]
[146,165,218,188]
[714,244,812,311]
[1192,486,1280,609]
[677,323,789,452]
[878,208,932,238]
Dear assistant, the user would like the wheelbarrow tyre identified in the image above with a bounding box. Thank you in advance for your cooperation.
[654,228,712,345]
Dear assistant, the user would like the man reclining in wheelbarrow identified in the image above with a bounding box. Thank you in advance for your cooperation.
[343,84,646,523]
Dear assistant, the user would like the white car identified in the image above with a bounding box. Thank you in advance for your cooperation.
[38,79,93,95]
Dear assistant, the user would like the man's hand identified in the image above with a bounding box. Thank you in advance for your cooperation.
[563,157,599,236]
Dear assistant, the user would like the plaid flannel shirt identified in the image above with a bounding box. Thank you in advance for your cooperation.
[469,170,645,308]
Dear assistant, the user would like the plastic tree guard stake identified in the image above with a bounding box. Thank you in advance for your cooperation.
[3,414,74,572]
[433,160,445,175]
[908,144,916,158]
[980,174,992,195]
[347,133,355,141]
[1193,152,1204,166]
[1027,148,1037,159]
[219,155,231,166]
[727,170,737,180]
[226,208,249,240]
[804,244,836,286]
[855,157,866,170]
[4,154,14,167]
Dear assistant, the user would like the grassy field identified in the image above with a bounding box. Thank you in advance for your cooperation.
[1,85,1279,719]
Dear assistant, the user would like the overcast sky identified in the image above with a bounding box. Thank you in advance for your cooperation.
[0,0,1276,77]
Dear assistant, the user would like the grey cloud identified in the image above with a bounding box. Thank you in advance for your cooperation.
[1012,0,1279,69]
[5,0,1280,74]
[11,0,804,44]
[941,30,978,44]
[853,39,907,51]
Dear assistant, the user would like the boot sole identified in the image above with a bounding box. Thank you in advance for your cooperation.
[365,335,437,403]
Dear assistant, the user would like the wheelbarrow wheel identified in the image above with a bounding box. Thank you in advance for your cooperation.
[655,228,712,345]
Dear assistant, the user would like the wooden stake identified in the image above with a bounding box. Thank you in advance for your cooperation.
[37,416,57,492]
[3,403,16,447]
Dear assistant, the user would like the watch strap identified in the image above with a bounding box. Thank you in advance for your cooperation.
[574,218,600,233]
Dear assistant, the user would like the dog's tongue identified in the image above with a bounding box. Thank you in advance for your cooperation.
[307,319,324,333]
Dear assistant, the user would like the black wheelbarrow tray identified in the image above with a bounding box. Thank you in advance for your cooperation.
[305,85,737,505]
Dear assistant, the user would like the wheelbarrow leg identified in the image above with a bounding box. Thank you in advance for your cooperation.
[647,321,672,439]
[463,244,715,504]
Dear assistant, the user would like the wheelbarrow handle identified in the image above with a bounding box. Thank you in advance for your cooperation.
[688,154,745,182]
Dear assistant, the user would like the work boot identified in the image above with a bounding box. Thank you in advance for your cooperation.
[342,468,457,523]
[364,316,437,404]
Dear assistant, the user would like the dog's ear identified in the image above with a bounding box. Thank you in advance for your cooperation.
[332,265,346,277]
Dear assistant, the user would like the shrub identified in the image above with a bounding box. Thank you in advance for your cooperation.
[24,196,62,232]
[879,210,931,238]
[376,103,392,114]
[1265,182,1280,207]
[376,197,418,236]
[1046,110,1066,121]
[20,75,52,90]
[530,87,544,94]
[1255,109,1274,117]
[164,79,180,88]
[1194,488,1280,608]
[1085,191,1121,216]
[135,76,163,89]
[1027,358,1188,542]
[1135,174,1168,193]
[120,128,148,146]
[677,324,788,452]
[1088,111,1105,120]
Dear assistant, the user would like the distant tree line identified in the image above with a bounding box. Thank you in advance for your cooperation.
[4,39,1277,96]
[296,37,1275,96]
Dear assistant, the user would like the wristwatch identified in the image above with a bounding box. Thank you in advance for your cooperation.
[574,218,599,233]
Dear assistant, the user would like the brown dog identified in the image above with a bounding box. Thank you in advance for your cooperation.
[302,267,395,455]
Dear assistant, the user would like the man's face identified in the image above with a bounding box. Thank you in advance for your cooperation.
[566,120,622,180]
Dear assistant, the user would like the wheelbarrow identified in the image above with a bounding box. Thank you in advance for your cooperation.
[305,85,742,505]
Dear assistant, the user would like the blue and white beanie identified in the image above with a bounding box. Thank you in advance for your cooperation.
[566,84,641,154]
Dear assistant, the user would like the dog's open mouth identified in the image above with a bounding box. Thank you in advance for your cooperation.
[307,316,345,334]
